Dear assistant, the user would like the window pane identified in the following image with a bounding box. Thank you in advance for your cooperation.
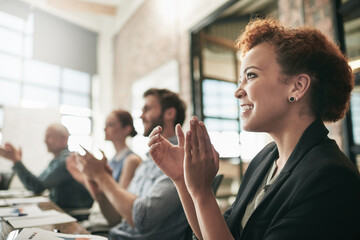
[0,108,3,128]
[0,53,21,80]
[24,35,33,58]
[20,99,50,108]
[61,115,91,135]
[203,79,238,119]
[0,79,20,105]
[68,135,93,153]
[344,17,360,60]
[24,60,61,87]
[204,118,241,157]
[22,85,59,105]
[62,68,91,94]
[351,89,360,145]
[60,105,91,117]
[62,92,90,108]
[204,118,239,132]
[240,131,273,162]
[0,28,22,55]
[203,41,236,82]
[0,11,24,32]
[208,131,240,158]
[24,13,33,35]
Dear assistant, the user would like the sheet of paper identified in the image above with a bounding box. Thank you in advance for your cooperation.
[0,189,34,198]
[8,227,107,240]
[6,210,76,228]
[4,209,59,221]
[0,205,42,217]
[0,196,49,206]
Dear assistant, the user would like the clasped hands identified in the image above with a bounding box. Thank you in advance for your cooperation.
[66,148,111,186]
[66,148,112,198]
[148,116,219,197]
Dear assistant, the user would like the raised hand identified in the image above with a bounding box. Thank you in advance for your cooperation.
[99,149,112,175]
[66,153,85,185]
[0,143,22,163]
[148,124,186,182]
[76,148,109,181]
[184,117,220,198]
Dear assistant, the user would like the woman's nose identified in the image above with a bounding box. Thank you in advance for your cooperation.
[234,86,246,99]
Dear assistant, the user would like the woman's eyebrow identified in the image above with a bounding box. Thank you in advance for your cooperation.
[239,66,262,79]
[243,66,262,74]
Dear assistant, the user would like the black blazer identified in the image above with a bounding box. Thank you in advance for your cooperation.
[224,120,360,240]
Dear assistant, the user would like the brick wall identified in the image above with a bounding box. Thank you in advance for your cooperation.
[113,0,228,117]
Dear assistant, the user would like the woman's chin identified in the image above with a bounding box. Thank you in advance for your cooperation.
[241,120,250,131]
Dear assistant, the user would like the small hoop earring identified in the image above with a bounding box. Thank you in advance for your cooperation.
[289,96,295,103]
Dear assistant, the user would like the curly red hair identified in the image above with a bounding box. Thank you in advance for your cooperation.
[236,18,354,122]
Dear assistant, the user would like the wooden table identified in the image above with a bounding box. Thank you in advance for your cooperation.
[0,201,89,240]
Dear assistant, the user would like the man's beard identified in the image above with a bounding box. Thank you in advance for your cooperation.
[143,114,164,137]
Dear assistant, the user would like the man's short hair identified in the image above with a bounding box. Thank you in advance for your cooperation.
[143,88,186,126]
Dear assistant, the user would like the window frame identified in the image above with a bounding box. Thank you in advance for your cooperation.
[191,30,243,177]
[333,0,360,166]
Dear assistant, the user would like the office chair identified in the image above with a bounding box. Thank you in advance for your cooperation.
[185,174,224,240]
[0,172,14,190]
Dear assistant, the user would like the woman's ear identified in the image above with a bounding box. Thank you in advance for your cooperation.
[289,73,311,101]
[124,125,132,136]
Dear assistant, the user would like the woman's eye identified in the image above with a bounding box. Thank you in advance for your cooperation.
[246,72,257,79]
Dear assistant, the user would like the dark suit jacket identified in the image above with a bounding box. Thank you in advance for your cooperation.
[224,120,360,240]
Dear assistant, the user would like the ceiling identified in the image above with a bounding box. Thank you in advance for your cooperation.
[18,0,144,33]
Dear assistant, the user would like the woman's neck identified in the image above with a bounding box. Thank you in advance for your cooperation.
[270,115,315,172]
[112,139,127,153]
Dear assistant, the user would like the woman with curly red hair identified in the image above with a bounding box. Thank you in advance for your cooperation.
[148,18,360,239]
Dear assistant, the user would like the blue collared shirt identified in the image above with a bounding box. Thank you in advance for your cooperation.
[109,136,189,240]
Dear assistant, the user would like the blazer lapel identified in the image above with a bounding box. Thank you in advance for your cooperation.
[255,119,329,210]
[278,119,328,176]
[227,144,279,231]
